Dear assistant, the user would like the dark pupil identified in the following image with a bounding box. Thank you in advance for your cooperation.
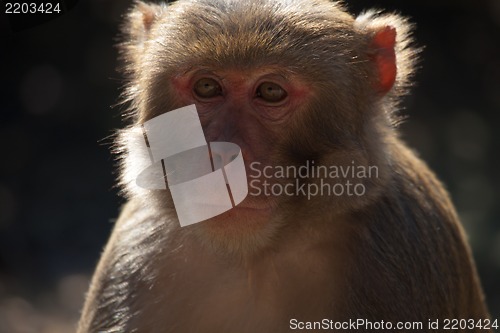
[260,83,285,102]
[195,79,220,97]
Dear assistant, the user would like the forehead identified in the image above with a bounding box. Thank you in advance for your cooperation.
[148,0,357,73]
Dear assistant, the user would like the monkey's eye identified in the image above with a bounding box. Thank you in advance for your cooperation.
[193,78,222,99]
[256,82,287,103]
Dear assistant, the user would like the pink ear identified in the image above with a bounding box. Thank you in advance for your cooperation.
[370,26,397,95]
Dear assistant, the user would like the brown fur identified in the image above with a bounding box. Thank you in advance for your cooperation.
[78,0,490,332]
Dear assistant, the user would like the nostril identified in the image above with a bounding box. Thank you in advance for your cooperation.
[209,142,241,171]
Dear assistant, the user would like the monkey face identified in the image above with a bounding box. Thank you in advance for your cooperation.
[169,68,313,200]
[118,0,413,252]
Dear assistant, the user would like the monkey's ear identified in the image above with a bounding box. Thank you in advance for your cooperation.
[119,2,166,119]
[368,26,397,94]
[355,11,417,96]
[124,1,165,44]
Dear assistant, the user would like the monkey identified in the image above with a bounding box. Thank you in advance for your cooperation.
[78,0,492,332]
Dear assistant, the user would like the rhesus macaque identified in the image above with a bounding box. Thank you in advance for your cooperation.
[78,0,491,332]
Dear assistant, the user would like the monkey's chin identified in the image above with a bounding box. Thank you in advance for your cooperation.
[194,198,280,255]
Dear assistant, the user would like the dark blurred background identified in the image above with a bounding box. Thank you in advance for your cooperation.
[0,0,499,331]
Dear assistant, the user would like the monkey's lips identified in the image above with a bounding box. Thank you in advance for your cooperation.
[229,201,274,217]
[204,197,275,230]
[232,203,273,213]
[234,195,276,212]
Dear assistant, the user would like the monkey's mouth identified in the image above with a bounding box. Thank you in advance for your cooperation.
[203,200,275,233]
[228,196,276,218]
[233,203,273,213]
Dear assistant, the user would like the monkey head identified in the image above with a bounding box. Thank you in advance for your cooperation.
[116,0,418,255]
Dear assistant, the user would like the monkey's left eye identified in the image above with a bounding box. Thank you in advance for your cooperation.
[256,82,287,103]
[193,78,222,99]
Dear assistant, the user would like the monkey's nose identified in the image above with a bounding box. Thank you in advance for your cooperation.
[209,142,239,171]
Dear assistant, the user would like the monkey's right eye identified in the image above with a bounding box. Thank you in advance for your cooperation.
[256,82,287,104]
[193,78,222,99]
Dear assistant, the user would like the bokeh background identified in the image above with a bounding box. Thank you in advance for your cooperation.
[0,0,499,331]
